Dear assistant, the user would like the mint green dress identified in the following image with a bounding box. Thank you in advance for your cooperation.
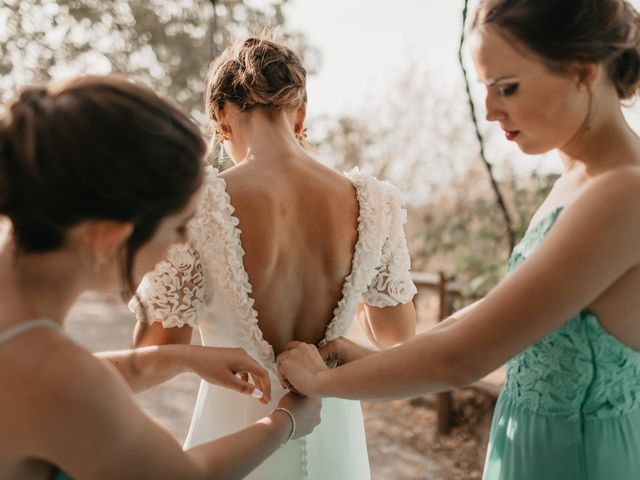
[483,208,640,480]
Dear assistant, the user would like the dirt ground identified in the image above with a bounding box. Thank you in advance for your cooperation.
[65,292,493,480]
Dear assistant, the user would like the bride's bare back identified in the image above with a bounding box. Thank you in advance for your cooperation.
[133,36,416,366]
[221,154,359,354]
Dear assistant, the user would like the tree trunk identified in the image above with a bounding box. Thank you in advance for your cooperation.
[458,0,516,253]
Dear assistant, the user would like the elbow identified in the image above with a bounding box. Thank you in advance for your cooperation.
[442,352,483,390]
[379,324,416,347]
[132,320,154,347]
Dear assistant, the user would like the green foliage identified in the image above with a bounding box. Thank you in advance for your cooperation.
[315,65,560,299]
[0,0,318,123]
[415,168,559,297]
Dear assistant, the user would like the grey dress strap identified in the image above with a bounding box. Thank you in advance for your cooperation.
[0,319,62,345]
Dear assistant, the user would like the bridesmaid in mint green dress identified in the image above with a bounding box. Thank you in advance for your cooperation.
[278,1,640,478]
[483,206,640,479]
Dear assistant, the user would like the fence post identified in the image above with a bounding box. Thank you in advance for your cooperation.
[436,271,453,435]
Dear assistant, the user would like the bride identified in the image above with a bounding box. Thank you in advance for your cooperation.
[131,34,417,479]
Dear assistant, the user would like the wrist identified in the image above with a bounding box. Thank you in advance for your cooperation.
[162,343,192,374]
[265,410,294,445]
[312,369,334,397]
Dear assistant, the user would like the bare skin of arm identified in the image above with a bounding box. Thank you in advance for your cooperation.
[95,344,270,402]
[278,170,640,400]
[357,302,416,348]
[15,336,320,480]
[133,318,193,347]
[324,299,482,365]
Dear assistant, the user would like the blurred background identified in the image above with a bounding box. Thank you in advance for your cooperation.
[4,1,640,478]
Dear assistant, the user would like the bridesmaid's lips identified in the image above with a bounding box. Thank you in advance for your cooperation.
[504,130,520,141]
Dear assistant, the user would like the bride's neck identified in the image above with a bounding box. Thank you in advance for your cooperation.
[234,111,304,164]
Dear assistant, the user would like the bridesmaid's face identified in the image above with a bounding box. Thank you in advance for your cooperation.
[470,27,591,155]
[130,190,201,287]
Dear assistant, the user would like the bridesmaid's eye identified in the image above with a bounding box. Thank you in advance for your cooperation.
[498,83,519,97]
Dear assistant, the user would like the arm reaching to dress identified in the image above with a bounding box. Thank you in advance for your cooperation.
[36,343,320,480]
[103,241,270,402]
[96,344,271,402]
[278,171,640,400]
[318,300,482,367]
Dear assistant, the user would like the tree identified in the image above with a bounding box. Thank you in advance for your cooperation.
[0,0,318,123]
[458,0,515,252]
[315,64,557,297]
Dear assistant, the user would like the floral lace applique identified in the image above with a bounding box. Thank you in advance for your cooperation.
[129,242,205,328]
[132,166,418,374]
[504,207,640,419]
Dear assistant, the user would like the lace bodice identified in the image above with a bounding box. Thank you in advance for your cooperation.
[504,208,640,420]
[130,166,417,376]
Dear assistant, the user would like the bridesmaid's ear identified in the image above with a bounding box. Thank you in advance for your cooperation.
[574,62,601,90]
[68,220,133,270]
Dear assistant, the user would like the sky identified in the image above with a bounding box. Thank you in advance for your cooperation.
[285,0,640,175]
[285,0,465,118]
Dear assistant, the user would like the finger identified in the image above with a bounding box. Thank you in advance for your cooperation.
[283,378,300,394]
[234,360,272,403]
[277,367,289,391]
[252,371,271,404]
[276,351,292,365]
[318,344,333,361]
[226,374,258,396]
[284,340,304,351]
[278,368,299,395]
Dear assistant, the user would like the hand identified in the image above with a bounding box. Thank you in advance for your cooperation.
[274,392,322,439]
[187,346,271,404]
[276,341,330,397]
[320,336,376,366]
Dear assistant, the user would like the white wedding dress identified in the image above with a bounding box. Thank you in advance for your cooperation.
[130,166,417,480]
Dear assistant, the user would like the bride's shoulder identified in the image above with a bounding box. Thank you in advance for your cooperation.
[187,165,235,240]
[195,165,231,207]
[342,168,405,210]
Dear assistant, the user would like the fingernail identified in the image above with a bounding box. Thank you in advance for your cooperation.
[251,388,263,399]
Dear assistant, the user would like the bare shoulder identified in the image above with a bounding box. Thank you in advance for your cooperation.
[0,330,133,454]
[570,166,640,221]
[21,332,130,409]
[543,166,640,267]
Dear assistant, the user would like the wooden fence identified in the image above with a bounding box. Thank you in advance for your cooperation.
[410,271,504,435]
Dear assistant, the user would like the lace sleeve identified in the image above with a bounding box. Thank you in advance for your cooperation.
[362,184,417,308]
[128,241,205,328]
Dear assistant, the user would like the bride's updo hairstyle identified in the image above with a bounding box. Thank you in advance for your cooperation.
[0,75,205,295]
[472,0,640,99]
[205,33,307,129]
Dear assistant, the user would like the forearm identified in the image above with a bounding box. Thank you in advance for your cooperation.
[425,299,482,334]
[315,327,468,400]
[96,344,189,393]
[187,412,291,480]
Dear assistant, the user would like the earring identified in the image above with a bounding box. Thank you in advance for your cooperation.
[295,127,308,142]
[215,127,227,144]
[215,127,228,168]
